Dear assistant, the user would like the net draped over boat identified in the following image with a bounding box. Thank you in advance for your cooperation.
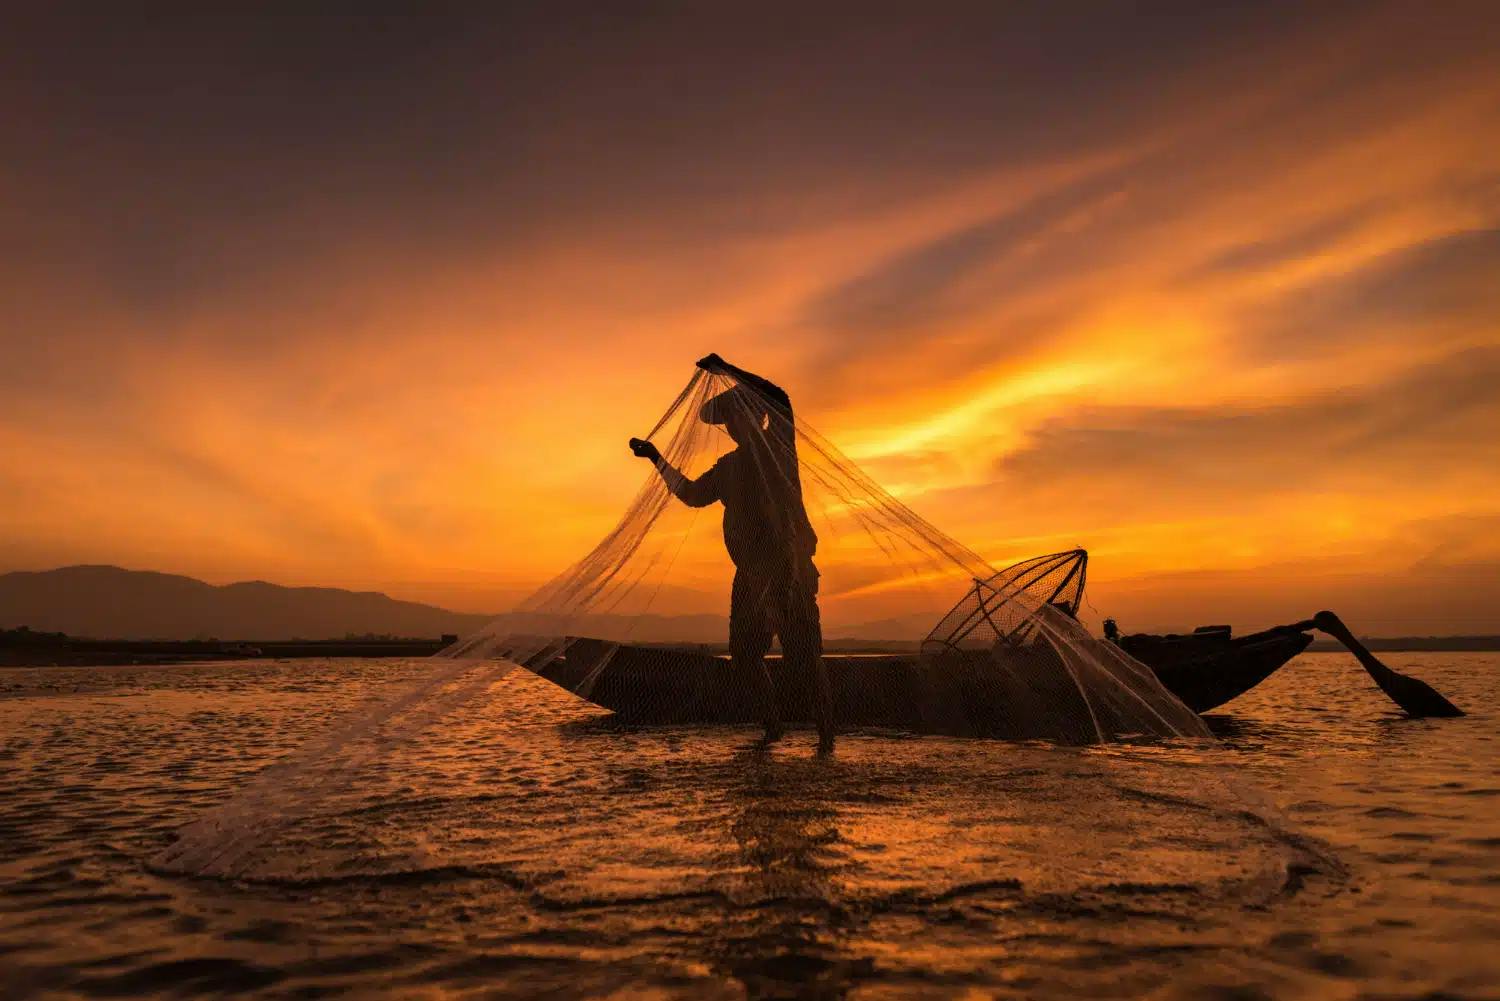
[438,368,1208,743]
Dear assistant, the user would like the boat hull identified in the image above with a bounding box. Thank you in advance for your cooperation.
[528,628,1302,737]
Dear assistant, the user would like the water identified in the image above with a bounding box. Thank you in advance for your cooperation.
[1,653,1495,999]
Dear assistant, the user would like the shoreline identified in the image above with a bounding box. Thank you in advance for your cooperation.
[4,634,1499,667]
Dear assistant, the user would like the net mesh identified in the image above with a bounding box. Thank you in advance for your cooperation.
[153,362,1211,881]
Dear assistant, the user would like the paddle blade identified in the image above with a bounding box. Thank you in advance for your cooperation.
[1312,611,1465,718]
[1373,670,1465,718]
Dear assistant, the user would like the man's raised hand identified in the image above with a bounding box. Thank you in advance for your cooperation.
[696,353,727,374]
[629,437,661,462]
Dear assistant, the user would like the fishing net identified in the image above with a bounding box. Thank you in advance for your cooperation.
[154,362,1209,880]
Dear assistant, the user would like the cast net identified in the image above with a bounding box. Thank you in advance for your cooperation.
[153,363,1210,881]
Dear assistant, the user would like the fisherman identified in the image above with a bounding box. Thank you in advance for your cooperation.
[629,354,834,752]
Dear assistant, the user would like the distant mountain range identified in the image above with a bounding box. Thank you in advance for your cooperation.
[0,566,495,641]
[0,565,754,644]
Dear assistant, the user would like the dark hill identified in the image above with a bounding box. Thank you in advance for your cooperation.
[0,565,492,640]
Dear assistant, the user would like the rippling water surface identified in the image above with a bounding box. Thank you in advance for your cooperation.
[1,653,1496,999]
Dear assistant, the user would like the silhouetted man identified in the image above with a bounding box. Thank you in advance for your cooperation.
[629,354,834,752]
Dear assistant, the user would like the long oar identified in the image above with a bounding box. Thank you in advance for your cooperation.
[1297,611,1464,717]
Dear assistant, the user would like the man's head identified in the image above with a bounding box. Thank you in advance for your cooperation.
[700,386,767,445]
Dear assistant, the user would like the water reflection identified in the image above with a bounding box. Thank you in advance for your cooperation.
[713,747,865,1000]
[1201,712,1299,744]
[1,655,1495,999]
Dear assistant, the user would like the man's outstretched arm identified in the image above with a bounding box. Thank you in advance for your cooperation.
[629,438,720,507]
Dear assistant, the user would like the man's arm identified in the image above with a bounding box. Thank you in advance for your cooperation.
[629,438,720,507]
[698,353,791,412]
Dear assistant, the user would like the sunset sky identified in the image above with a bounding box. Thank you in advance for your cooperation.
[3,5,1498,634]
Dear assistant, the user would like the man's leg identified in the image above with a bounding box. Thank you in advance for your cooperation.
[729,570,781,741]
[779,563,833,750]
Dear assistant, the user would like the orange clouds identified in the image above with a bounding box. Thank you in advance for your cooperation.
[2,5,1498,631]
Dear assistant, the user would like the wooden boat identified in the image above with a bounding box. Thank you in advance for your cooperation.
[516,541,1460,726]
[526,622,1312,734]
